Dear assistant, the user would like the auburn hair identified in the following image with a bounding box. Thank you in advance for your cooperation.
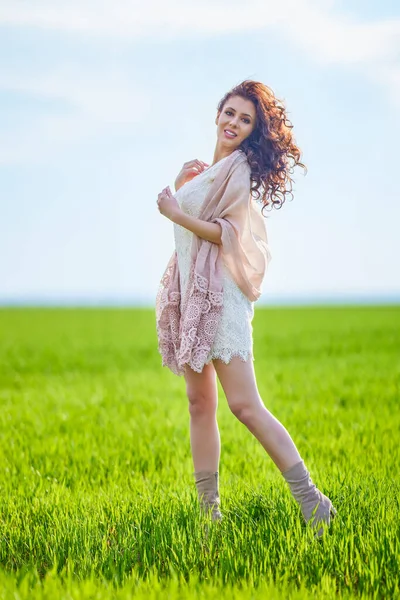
[217,80,307,215]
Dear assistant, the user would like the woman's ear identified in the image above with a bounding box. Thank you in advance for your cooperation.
[215,111,220,126]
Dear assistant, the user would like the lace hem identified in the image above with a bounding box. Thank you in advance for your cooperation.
[205,348,254,366]
[156,254,224,377]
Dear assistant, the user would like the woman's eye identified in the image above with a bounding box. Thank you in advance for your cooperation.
[225,110,250,124]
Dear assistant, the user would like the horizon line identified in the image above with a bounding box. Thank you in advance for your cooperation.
[1,292,400,309]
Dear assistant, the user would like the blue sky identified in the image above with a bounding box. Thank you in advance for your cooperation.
[1,0,399,305]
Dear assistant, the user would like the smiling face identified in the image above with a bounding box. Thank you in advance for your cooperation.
[215,95,257,150]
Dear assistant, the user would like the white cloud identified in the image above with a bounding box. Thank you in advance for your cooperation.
[0,68,148,126]
[285,12,400,65]
[1,1,400,102]
[0,0,290,38]
[1,0,399,164]
[0,0,399,64]
[0,67,151,165]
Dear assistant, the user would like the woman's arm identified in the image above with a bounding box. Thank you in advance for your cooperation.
[157,186,221,245]
[174,181,184,192]
[172,210,222,245]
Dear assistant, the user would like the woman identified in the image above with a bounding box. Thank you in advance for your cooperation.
[155,80,337,538]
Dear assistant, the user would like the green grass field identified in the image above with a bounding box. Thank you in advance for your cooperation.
[0,306,399,599]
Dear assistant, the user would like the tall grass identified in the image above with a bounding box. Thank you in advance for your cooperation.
[0,306,399,599]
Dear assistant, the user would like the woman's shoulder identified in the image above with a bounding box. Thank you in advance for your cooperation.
[234,149,251,172]
[231,150,251,181]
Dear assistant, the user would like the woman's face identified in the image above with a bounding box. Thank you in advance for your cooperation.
[215,95,256,149]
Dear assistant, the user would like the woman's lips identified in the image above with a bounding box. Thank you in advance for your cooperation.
[224,130,237,139]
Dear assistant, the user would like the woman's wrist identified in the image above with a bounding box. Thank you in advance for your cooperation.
[172,210,222,244]
[169,207,183,223]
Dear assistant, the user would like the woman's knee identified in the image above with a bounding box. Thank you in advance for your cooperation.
[228,400,250,423]
[184,363,218,418]
[228,396,263,425]
[187,389,217,418]
[213,356,261,423]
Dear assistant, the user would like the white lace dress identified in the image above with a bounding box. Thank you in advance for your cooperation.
[173,156,255,365]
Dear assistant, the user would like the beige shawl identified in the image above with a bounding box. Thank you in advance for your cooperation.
[155,148,271,376]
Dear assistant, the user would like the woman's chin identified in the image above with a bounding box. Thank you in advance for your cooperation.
[218,134,240,149]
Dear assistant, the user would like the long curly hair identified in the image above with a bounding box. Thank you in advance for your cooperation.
[217,80,307,215]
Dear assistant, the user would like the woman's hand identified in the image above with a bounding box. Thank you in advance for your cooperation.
[174,159,209,191]
[156,186,181,221]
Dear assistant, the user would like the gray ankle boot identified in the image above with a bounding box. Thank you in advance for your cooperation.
[193,471,223,522]
[282,459,337,537]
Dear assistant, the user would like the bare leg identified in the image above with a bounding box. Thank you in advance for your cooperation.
[184,361,222,521]
[212,356,301,472]
[184,361,220,473]
[212,355,337,535]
